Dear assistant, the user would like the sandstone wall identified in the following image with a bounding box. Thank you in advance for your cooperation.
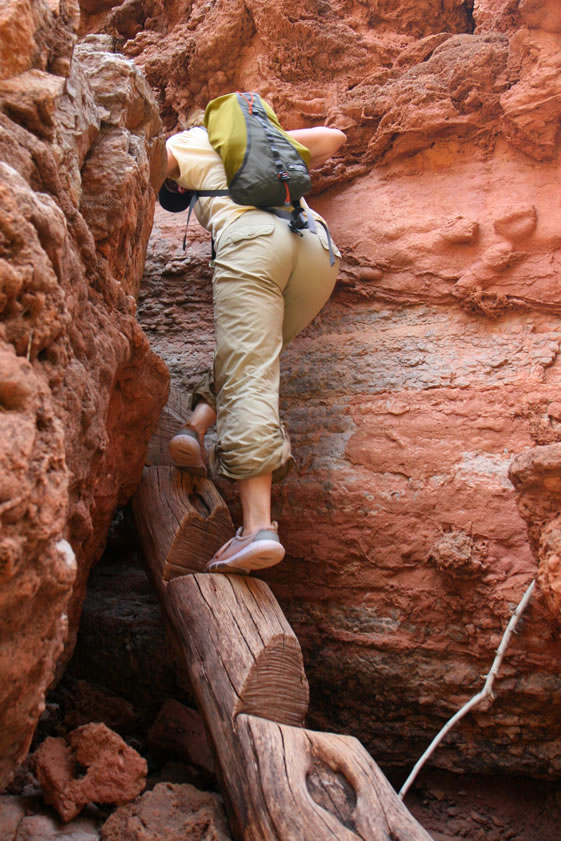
[112,0,561,779]
[0,1,169,787]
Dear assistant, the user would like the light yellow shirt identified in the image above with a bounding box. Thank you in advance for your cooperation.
[166,126,326,248]
[166,127,249,247]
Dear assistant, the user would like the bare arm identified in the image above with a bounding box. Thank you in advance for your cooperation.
[287,127,347,168]
[165,125,346,181]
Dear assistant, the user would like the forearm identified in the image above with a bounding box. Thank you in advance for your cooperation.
[288,127,347,168]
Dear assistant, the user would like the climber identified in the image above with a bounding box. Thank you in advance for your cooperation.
[163,112,346,575]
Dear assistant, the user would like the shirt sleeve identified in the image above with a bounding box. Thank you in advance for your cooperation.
[166,128,226,192]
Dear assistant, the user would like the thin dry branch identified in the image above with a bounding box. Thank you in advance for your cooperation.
[399,578,536,800]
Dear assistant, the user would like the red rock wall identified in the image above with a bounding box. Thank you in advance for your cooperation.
[0,1,169,787]
[90,0,561,777]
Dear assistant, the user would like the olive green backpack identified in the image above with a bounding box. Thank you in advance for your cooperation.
[205,91,311,208]
[179,91,335,264]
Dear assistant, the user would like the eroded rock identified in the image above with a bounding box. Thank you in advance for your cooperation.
[100,782,231,841]
[509,444,561,617]
[0,1,168,788]
[33,723,147,823]
[148,700,215,782]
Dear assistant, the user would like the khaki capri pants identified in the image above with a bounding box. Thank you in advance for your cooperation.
[192,209,340,482]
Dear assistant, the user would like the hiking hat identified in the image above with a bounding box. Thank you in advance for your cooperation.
[158,179,193,212]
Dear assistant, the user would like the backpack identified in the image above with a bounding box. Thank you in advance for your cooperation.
[204,91,312,209]
[160,91,335,265]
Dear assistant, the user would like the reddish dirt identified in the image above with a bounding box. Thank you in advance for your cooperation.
[403,767,561,841]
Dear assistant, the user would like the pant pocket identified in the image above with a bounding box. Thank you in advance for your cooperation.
[219,217,275,247]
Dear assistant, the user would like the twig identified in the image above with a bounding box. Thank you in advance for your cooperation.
[399,578,536,799]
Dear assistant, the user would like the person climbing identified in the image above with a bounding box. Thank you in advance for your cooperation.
[163,105,346,575]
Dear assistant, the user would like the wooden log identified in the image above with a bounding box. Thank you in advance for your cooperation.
[145,385,192,467]
[164,573,432,841]
[236,714,434,841]
[166,573,309,727]
[132,459,433,840]
[131,466,233,579]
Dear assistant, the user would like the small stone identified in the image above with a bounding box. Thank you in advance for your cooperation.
[33,723,147,822]
[100,782,231,841]
[0,794,26,840]
[13,813,101,841]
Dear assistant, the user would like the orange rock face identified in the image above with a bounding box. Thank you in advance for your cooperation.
[0,4,168,787]
[122,0,561,779]
[0,0,556,786]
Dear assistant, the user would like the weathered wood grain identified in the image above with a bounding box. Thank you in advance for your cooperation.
[131,466,233,579]
[167,573,309,727]
[162,573,432,841]
[145,385,192,466]
[132,456,433,840]
[237,714,434,841]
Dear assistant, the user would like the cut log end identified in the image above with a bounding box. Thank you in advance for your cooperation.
[234,636,309,727]
[167,574,310,728]
[131,466,233,579]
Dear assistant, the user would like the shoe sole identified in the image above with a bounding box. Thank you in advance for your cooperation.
[169,435,207,476]
[207,540,285,575]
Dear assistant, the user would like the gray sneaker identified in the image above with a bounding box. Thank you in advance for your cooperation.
[206,522,285,575]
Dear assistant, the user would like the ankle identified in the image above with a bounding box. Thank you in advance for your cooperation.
[189,402,217,436]
[187,421,207,439]
[242,520,276,535]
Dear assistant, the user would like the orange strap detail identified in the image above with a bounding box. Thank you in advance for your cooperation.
[239,91,254,114]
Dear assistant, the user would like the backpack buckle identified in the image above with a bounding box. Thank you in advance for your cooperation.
[289,208,308,236]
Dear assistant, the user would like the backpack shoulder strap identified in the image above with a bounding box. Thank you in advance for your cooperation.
[182,189,229,250]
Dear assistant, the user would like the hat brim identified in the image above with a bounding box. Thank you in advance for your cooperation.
[158,183,192,212]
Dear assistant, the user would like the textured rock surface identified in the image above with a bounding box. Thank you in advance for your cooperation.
[0,793,101,840]
[147,700,215,781]
[33,722,147,822]
[0,3,168,787]
[67,553,183,716]
[100,782,231,841]
[510,444,561,617]
[120,0,561,781]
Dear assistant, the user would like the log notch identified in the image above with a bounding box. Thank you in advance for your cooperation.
[145,386,191,467]
[132,466,233,579]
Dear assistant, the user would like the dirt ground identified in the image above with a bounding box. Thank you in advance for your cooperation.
[401,767,561,841]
